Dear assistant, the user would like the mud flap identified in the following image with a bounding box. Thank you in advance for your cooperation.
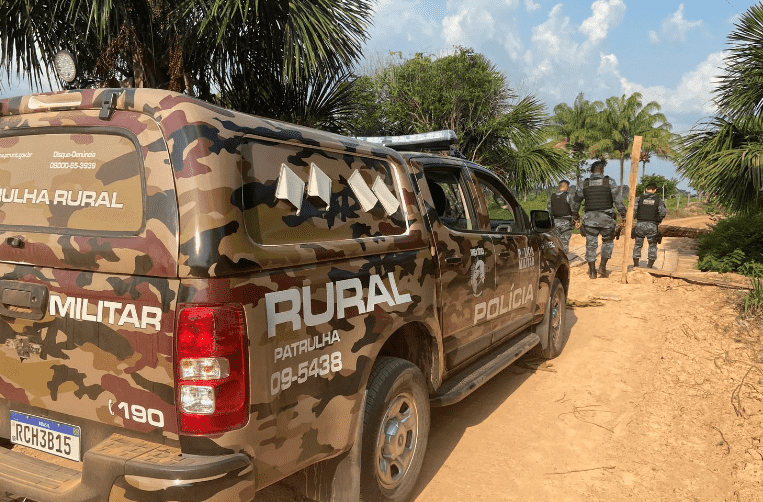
[289,391,367,502]
[531,285,553,350]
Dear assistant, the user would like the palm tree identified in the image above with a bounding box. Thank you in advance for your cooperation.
[480,95,574,195]
[489,134,574,197]
[715,3,763,120]
[676,3,763,213]
[548,92,603,186]
[0,0,372,130]
[678,115,763,213]
[640,131,679,180]
[590,92,672,197]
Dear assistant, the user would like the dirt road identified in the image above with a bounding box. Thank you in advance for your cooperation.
[263,216,763,502]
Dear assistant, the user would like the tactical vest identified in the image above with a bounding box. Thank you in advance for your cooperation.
[582,176,613,212]
[550,192,572,217]
[636,194,661,221]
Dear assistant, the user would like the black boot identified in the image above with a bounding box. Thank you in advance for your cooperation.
[588,261,597,279]
[633,257,639,268]
[647,259,655,268]
[598,258,609,278]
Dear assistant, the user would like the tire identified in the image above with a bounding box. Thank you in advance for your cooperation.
[532,277,568,359]
[360,357,430,502]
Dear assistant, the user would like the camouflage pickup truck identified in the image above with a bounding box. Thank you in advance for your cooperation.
[0,88,569,502]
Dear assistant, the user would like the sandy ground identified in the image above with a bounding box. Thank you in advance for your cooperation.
[261,214,763,502]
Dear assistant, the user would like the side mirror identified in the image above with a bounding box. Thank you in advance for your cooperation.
[530,210,554,233]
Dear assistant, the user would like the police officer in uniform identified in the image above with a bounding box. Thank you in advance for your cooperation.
[632,182,667,268]
[547,179,576,253]
[572,160,626,279]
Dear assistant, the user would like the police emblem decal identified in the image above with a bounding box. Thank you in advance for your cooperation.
[470,256,485,297]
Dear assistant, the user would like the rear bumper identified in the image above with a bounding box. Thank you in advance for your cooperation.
[0,434,254,502]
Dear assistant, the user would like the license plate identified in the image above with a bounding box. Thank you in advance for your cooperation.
[10,412,81,462]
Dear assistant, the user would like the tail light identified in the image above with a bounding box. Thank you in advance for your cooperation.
[175,304,249,434]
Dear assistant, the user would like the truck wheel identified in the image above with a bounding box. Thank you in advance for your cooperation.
[533,277,568,359]
[361,357,430,502]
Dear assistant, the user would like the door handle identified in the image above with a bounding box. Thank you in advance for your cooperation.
[499,251,512,258]
[444,256,462,265]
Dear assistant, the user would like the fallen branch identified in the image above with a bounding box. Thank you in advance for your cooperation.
[708,425,730,455]
[545,466,616,475]
[731,365,763,418]
[558,405,616,433]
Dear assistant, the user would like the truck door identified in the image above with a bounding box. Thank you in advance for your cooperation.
[472,170,539,344]
[422,166,497,368]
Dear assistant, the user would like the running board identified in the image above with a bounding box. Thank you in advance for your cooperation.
[430,331,540,407]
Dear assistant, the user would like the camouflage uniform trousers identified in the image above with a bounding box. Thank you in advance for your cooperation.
[552,217,574,252]
[582,211,617,263]
[633,221,660,261]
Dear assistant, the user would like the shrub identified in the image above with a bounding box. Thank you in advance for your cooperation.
[696,211,763,276]
[742,276,763,316]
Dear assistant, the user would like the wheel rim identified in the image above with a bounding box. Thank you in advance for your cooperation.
[375,392,420,490]
[549,287,564,347]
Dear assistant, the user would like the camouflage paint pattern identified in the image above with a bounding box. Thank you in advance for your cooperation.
[551,218,573,253]
[571,173,625,263]
[632,221,660,261]
[547,190,575,253]
[632,193,666,262]
[0,88,567,501]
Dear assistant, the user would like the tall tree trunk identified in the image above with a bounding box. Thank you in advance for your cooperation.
[619,156,625,198]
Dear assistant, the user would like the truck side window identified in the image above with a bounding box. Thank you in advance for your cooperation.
[425,169,475,231]
[476,175,522,233]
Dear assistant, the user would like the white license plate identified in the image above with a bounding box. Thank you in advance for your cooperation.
[10,411,81,462]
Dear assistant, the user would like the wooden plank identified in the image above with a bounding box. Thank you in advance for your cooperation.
[621,136,642,283]
[646,269,754,290]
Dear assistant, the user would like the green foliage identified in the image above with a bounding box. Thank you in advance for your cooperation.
[742,276,763,315]
[696,211,763,275]
[548,92,603,183]
[715,3,763,121]
[636,174,678,199]
[0,0,372,130]
[350,48,572,194]
[589,92,673,196]
[676,4,763,213]
[677,115,763,213]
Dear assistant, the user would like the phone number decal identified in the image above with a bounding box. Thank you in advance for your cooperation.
[50,161,97,169]
[270,351,343,395]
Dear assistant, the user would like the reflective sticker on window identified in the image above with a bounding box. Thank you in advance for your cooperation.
[275,163,306,213]
[306,163,331,209]
[372,176,400,215]
[348,170,378,212]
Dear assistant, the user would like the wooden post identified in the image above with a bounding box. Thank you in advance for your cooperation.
[621,136,642,283]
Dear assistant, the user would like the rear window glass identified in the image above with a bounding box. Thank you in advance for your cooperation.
[240,138,406,246]
[0,132,144,233]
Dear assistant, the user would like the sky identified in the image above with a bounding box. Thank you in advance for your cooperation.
[362,0,758,191]
[0,1,756,192]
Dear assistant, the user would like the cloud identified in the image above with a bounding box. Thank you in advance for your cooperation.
[597,53,619,74]
[525,0,541,12]
[660,4,702,43]
[648,30,659,44]
[442,4,496,46]
[598,51,726,114]
[504,32,523,61]
[367,0,440,44]
[529,0,625,76]
[531,4,578,60]
[579,0,626,45]
[440,0,523,59]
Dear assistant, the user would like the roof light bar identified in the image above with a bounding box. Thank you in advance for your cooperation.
[355,130,457,150]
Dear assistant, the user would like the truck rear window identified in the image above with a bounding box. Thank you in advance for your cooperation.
[240,138,406,246]
[0,132,144,233]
